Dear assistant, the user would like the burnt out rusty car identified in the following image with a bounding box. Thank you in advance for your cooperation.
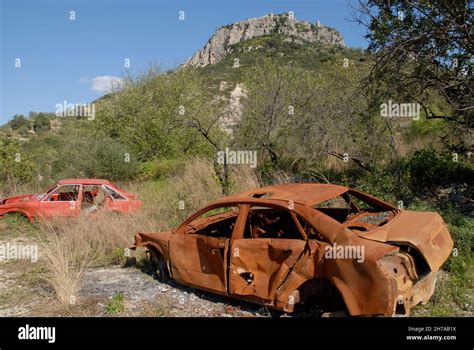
[132,183,453,316]
[0,179,141,222]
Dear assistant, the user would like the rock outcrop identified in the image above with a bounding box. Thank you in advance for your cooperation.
[182,13,345,68]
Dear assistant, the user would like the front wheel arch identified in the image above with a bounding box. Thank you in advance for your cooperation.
[3,211,33,223]
[147,247,170,282]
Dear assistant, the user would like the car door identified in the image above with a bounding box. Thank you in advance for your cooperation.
[229,205,307,302]
[38,184,82,218]
[169,205,243,294]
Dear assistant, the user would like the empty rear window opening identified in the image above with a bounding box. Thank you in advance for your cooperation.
[244,207,303,239]
[104,186,126,200]
[315,191,395,229]
[186,206,239,238]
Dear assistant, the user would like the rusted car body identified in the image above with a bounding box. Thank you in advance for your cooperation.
[132,183,453,316]
[0,179,141,222]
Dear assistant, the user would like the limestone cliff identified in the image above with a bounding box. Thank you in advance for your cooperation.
[182,13,345,68]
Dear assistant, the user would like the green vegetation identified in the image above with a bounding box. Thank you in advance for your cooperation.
[0,138,36,186]
[0,11,472,316]
[200,33,368,92]
[105,292,125,314]
[358,0,472,129]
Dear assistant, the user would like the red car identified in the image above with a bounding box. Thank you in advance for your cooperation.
[0,179,141,222]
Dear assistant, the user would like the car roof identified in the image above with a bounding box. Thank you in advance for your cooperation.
[216,183,349,206]
[57,179,113,186]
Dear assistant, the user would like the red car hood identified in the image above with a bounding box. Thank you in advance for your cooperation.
[360,210,453,271]
[1,194,36,205]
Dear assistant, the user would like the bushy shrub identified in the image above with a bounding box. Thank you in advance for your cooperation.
[406,149,473,194]
[9,114,30,130]
[51,136,140,181]
[0,138,36,186]
[32,113,51,133]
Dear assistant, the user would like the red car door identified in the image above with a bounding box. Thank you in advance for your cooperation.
[38,184,82,218]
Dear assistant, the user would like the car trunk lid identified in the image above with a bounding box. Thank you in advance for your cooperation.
[359,210,453,271]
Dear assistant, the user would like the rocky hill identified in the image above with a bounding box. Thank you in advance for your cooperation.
[182,13,345,68]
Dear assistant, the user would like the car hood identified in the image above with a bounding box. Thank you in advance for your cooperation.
[360,210,453,271]
[1,194,36,205]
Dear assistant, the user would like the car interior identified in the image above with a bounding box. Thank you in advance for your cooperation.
[47,185,80,202]
[103,186,126,200]
[243,207,303,239]
[187,207,239,238]
[82,185,107,210]
[187,206,306,240]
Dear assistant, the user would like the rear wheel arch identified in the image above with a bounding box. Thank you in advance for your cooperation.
[327,277,362,315]
[295,278,350,314]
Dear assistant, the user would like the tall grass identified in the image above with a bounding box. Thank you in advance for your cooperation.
[35,157,261,305]
[39,218,94,305]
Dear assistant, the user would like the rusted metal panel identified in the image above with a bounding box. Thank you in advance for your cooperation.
[229,238,306,301]
[360,211,454,271]
[169,235,229,293]
[216,183,349,206]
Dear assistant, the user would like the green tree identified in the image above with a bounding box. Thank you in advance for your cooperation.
[0,138,36,186]
[50,136,140,181]
[95,67,212,161]
[9,114,30,130]
[355,0,473,128]
[235,58,387,176]
[32,113,51,133]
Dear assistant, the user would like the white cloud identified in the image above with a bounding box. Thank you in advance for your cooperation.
[83,76,123,93]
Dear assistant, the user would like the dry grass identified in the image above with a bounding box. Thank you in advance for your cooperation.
[28,157,261,307]
[130,157,227,229]
[38,219,93,305]
[36,210,158,305]
[229,164,261,193]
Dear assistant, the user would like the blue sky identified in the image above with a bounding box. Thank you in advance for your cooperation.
[0,0,368,124]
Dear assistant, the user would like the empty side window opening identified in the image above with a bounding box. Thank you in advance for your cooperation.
[185,206,239,238]
[104,186,126,201]
[314,191,396,230]
[46,185,80,202]
[244,206,303,239]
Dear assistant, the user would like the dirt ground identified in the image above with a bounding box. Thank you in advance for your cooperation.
[0,236,273,317]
